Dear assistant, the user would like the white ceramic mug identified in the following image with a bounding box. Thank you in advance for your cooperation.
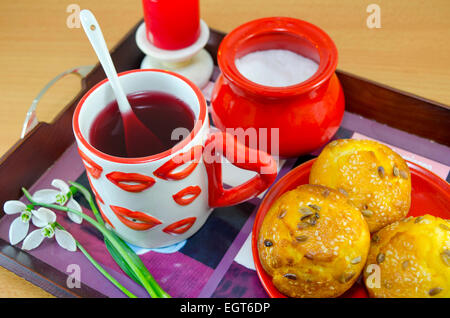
[73,69,277,248]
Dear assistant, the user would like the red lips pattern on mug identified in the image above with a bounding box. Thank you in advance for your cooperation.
[106,171,156,193]
[110,205,162,231]
[162,217,197,235]
[86,146,203,234]
[78,148,103,179]
[109,204,196,236]
[153,145,203,180]
[172,186,201,206]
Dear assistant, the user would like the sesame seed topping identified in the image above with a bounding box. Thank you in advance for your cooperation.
[338,188,348,197]
[399,170,408,179]
[308,204,321,211]
[429,287,443,296]
[402,260,410,270]
[377,253,385,264]
[295,235,308,242]
[278,208,287,219]
[283,273,297,280]
[441,250,450,267]
[339,272,355,284]
[378,166,385,178]
[393,165,400,177]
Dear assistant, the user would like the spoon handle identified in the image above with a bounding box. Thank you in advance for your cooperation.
[80,9,131,113]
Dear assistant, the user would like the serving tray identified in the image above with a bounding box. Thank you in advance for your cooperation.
[0,20,449,298]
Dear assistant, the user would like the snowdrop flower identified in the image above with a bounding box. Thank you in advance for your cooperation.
[33,179,83,224]
[22,207,76,252]
[3,200,36,245]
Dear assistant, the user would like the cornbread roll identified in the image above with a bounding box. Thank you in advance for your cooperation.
[258,184,370,298]
[309,139,411,233]
[364,215,450,298]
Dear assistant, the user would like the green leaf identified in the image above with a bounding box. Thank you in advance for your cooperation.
[69,182,143,285]
[104,231,170,297]
[69,182,104,226]
[30,184,170,298]
[55,222,136,298]
[104,237,141,285]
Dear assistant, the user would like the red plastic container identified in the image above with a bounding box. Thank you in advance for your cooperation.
[211,17,345,158]
[252,159,450,298]
[142,0,200,50]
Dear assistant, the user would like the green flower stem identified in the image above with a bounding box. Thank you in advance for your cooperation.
[54,222,137,298]
[25,201,136,298]
[69,181,170,297]
[68,183,104,227]
[70,182,146,288]
[22,187,168,298]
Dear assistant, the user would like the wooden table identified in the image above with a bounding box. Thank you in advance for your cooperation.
[0,0,449,297]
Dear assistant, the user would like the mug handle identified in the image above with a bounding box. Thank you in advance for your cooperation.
[203,131,278,208]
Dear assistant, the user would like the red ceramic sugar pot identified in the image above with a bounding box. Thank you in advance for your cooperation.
[211,17,345,157]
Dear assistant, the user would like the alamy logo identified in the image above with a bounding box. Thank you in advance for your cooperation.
[66,4,81,29]
[365,264,381,288]
[366,4,382,29]
[66,263,81,288]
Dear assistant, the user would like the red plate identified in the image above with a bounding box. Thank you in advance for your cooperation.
[251,159,450,298]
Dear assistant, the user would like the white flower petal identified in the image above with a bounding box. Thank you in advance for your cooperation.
[34,207,56,224]
[55,228,76,252]
[9,217,29,245]
[66,198,83,224]
[22,229,45,251]
[3,200,27,215]
[31,214,48,228]
[32,189,59,204]
[66,197,82,213]
[51,179,70,194]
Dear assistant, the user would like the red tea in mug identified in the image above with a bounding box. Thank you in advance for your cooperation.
[89,91,195,158]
